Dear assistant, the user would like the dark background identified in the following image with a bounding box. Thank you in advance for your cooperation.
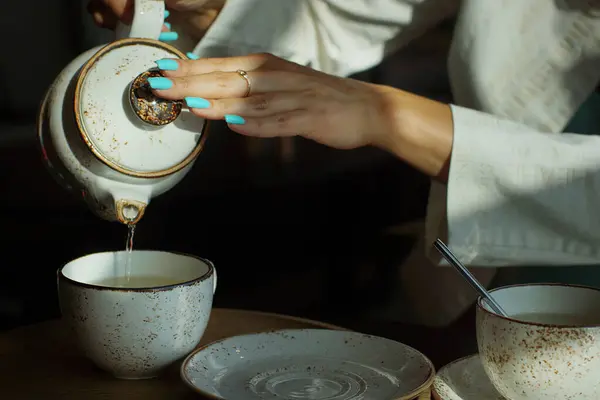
[0,1,472,367]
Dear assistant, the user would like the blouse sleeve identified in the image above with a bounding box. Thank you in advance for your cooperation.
[193,0,458,77]
[426,105,600,266]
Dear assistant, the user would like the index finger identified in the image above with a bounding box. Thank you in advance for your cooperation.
[160,53,293,77]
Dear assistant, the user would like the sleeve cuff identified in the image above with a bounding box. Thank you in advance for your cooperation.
[426,105,600,266]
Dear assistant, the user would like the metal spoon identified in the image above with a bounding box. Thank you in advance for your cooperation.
[433,238,508,317]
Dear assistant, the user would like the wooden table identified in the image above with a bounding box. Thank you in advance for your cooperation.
[0,308,432,399]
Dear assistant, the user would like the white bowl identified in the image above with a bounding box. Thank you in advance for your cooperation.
[476,283,600,399]
[58,250,217,379]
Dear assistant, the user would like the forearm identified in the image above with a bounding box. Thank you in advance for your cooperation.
[375,88,453,182]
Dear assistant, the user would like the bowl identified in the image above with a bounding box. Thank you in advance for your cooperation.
[476,283,600,399]
[58,250,217,379]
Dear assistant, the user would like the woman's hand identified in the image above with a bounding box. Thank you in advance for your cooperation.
[87,0,225,41]
[149,53,395,150]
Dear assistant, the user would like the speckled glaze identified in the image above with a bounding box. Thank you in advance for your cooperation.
[433,355,503,400]
[181,329,435,400]
[38,0,207,224]
[476,284,600,400]
[58,250,217,379]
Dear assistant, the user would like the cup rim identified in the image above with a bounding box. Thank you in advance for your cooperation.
[476,282,600,328]
[58,250,215,292]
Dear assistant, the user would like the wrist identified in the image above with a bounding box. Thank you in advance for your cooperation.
[190,8,222,38]
[171,3,225,42]
[374,87,453,181]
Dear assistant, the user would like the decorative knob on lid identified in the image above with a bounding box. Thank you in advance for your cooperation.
[129,69,182,126]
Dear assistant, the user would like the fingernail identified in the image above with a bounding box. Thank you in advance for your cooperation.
[158,31,178,41]
[164,22,171,30]
[155,59,179,71]
[186,52,199,60]
[225,115,246,125]
[185,97,211,109]
[164,10,170,18]
[147,77,173,90]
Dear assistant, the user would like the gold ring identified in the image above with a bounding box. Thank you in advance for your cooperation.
[236,69,251,97]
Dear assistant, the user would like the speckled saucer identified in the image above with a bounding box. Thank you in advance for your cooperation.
[181,329,434,400]
[433,355,504,400]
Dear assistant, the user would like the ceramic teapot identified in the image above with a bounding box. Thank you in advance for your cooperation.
[38,0,208,225]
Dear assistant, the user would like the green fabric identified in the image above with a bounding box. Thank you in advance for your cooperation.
[492,92,600,289]
[563,92,600,135]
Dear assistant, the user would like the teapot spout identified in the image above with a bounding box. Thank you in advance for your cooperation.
[115,199,147,225]
[87,178,152,225]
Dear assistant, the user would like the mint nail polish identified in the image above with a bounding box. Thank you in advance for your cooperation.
[164,22,171,30]
[225,115,246,125]
[164,10,170,18]
[185,97,211,109]
[155,59,179,71]
[158,31,178,41]
[186,52,200,60]
[147,77,173,90]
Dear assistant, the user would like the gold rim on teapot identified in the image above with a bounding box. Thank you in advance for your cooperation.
[73,38,209,179]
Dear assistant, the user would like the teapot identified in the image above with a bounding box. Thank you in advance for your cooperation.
[38,0,208,225]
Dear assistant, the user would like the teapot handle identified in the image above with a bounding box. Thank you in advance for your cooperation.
[115,0,165,40]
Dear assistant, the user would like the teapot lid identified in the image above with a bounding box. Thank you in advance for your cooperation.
[73,38,207,178]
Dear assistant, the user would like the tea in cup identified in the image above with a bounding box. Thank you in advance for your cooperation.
[58,250,217,379]
[476,283,600,399]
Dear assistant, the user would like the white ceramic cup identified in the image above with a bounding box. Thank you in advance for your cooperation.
[58,250,217,379]
[476,283,600,400]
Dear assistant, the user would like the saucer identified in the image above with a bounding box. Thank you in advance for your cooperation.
[433,355,504,400]
[181,329,434,399]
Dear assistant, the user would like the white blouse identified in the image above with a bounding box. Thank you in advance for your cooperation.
[190,0,600,269]
[179,0,600,326]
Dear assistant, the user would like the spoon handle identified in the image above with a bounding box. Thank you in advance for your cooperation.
[434,239,508,317]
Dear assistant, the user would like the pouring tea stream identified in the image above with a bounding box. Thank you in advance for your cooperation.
[38,0,208,225]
